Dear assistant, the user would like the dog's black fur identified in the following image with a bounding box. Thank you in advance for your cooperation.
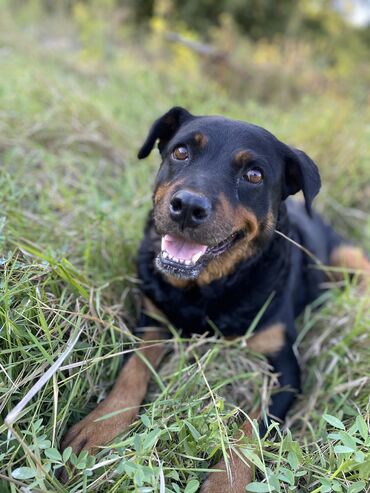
[136,107,344,429]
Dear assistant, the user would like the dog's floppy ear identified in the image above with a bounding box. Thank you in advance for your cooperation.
[282,146,321,215]
[138,106,193,159]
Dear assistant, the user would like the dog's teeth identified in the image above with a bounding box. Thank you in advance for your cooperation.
[185,259,192,265]
[192,252,204,263]
[162,251,169,259]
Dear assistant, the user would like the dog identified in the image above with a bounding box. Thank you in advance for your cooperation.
[61,107,370,491]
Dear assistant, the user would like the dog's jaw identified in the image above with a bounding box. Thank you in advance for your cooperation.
[155,231,244,280]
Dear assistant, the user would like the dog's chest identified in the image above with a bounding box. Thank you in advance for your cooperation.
[138,248,291,337]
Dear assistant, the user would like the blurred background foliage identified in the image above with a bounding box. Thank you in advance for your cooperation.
[5,0,370,104]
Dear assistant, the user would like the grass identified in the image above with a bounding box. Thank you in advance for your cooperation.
[0,6,370,493]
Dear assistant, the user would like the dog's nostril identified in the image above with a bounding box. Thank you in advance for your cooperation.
[170,197,182,213]
[192,207,207,220]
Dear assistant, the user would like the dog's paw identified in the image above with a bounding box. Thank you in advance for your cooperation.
[199,453,254,493]
[58,403,137,483]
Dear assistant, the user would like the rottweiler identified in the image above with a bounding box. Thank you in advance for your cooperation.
[61,107,370,491]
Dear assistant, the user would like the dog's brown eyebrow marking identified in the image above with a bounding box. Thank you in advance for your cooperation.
[194,132,208,148]
[234,150,253,166]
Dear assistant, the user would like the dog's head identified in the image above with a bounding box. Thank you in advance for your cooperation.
[138,107,321,283]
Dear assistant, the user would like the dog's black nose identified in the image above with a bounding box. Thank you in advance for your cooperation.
[170,190,211,228]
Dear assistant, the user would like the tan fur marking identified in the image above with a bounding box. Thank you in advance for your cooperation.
[225,324,285,355]
[247,323,285,355]
[143,296,167,322]
[234,150,252,166]
[234,206,259,241]
[218,192,235,224]
[194,132,208,148]
[194,198,261,285]
[196,209,259,286]
[330,245,370,282]
[165,276,192,289]
[154,182,172,205]
[61,330,166,457]
[264,209,275,235]
[196,238,253,285]
[200,419,254,493]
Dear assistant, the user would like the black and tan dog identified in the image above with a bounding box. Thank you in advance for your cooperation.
[61,107,370,491]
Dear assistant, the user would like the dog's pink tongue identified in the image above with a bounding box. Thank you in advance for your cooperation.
[162,234,207,261]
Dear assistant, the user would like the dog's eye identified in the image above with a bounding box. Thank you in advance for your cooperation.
[172,146,189,161]
[243,168,263,184]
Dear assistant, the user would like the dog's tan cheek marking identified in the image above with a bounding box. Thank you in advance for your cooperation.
[263,209,275,234]
[234,206,259,240]
[196,206,260,285]
[197,235,254,285]
[154,182,172,205]
[154,179,185,207]
[218,192,235,224]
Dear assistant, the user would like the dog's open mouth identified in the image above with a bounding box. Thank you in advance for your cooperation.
[155,231,243,280]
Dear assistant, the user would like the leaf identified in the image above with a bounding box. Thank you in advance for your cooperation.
[246,482,273,492]
[62,446,72,463]
[143,429,162,450]
[358,459,370,479]
[354,451,365,463]
[45,448,63,462]
[171,483,181,493]
[319,479,332,493]
[278,467,294,486]
[167,470,180,481]
[355,415,368,441]
[323,414,345,430]
[334,445,355,454]
[184,479,200,493]
[133,433,142,453]
[184,420,201,440]
[332,480,342,492]
[338,431,357,450]
[141,414,151,428]
[37,438,52,449]
[12,467,36,480]
[348,481,366,493]
[287,451,299,470]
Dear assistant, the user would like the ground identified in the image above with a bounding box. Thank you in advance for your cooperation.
[0,7,369,493]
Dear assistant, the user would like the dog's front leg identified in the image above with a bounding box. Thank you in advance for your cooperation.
[60,328,166,457]
[200,420,254,493]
